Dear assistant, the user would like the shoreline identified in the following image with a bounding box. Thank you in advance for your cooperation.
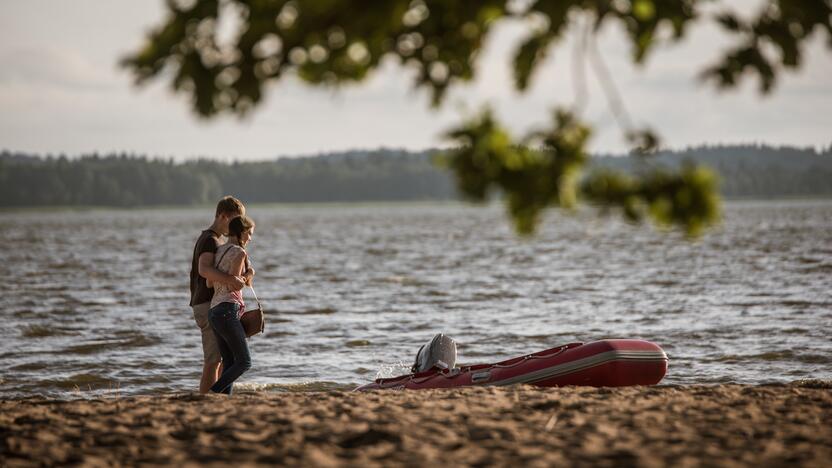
[2,382,830,466]
[0,200,468,214]
[2,197,832,214]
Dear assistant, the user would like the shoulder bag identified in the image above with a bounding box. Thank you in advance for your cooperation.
[216,246,265,338]
[241,285,265,338]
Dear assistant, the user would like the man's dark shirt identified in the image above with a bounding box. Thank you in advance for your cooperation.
[189,229,219,306]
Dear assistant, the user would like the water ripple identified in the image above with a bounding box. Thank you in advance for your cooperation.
[0,200,830,397]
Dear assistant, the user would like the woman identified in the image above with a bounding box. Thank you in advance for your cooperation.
[207,214,256,394]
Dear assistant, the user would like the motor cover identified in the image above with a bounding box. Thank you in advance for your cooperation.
[411,333,457,373]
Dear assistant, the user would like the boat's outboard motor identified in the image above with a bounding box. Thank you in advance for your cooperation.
[411,333,457,373]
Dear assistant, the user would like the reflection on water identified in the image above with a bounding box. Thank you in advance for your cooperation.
[0,200,831,398]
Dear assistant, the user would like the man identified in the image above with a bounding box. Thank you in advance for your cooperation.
[190,196,254,393]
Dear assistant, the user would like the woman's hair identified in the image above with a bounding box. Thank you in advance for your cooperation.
[228,215,255,247]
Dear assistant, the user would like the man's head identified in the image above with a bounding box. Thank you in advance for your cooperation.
[215,196,245,235]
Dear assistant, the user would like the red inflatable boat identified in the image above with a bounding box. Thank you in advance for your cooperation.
[355,339,668,391]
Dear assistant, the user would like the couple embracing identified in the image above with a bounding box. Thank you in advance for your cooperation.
[189,196,258,395]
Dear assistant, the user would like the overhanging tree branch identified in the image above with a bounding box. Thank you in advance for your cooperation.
[121,0,831,236]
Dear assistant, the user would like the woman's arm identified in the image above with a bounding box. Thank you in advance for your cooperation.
[243,255,255,286]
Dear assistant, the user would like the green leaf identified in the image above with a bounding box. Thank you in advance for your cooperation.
[633,0,656,21]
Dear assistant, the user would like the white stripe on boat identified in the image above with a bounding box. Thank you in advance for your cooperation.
[487,350,668,386]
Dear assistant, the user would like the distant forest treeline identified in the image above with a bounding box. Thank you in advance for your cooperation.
[0,149,453,207]
[1,144,830,208]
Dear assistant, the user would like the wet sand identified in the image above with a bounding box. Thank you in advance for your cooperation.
[2,382,831,467]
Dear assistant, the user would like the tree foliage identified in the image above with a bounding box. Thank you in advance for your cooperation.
[123,0,832,235]
[441,110,591,234]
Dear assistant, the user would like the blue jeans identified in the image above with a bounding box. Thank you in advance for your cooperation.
[208,302,251,395]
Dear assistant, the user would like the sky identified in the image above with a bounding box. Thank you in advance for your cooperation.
[0,0,830,161]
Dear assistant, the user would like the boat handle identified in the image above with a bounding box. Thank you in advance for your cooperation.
[491,343,578,369]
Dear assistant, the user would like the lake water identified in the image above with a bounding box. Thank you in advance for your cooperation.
[1,200,830,398]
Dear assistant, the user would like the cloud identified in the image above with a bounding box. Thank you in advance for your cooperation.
[0,0,829,159]
[0,46,117,91]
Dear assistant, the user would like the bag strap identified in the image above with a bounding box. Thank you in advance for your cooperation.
[242,255,262,312]
[215,244,233,268]
[248,284,263,311]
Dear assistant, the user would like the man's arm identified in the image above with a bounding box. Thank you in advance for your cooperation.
[198,252,245,290]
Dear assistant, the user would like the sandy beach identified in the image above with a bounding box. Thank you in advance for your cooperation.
[2,381,830,467]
